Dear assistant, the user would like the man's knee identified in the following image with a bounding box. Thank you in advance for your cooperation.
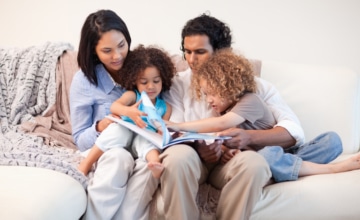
[161,144,201,174]
[233,151,271,178]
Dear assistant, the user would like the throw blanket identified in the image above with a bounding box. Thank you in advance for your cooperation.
[0,42,88,188]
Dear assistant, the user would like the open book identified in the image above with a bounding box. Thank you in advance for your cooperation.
[106,91,230,149]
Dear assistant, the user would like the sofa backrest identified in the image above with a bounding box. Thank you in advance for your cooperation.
[261,60,360,154]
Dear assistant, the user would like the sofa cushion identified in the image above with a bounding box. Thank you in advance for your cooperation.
[251,169,360,220]
[0,166,87,220]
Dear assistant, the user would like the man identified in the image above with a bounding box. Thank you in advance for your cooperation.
[160,14,304,220]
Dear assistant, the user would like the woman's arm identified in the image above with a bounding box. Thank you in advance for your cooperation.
[70,72,101,151]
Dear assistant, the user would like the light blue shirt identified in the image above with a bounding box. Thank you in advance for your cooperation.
[69,64,126,151]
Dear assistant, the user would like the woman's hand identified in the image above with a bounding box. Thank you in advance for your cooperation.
[96,115,118,132]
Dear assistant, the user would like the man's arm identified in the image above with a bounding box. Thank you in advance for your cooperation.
[218,126,296,151]
[255,77,305,146]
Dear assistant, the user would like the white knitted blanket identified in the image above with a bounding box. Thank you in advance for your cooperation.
[0,42,88,188]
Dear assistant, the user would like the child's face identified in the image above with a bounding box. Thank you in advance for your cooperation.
[200,78,233,113]
[136,66,162,102]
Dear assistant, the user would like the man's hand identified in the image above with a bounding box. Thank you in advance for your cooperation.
[193,139,223,163]
[217,127,252,150]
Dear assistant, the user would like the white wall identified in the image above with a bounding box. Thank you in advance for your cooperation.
[1,0,359,73]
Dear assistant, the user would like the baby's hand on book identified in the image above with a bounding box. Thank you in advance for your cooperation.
[131,114,147,129]
[127,102,147,128]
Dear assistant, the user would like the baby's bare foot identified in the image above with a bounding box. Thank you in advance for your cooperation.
[148,162,164,178]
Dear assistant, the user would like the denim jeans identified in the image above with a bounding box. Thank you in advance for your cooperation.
[258,131,343,182]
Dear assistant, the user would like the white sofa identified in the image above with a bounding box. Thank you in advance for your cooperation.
[251,60,360,220]
[0,51,359,220]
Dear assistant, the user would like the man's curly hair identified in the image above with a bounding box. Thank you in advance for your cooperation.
[192,48,256,103]
[180,13,232,57]
[118,45,175,92]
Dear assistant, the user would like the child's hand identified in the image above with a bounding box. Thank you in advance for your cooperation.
[127,100,147,128]
[164,120,180,132]
[221,148,240,164]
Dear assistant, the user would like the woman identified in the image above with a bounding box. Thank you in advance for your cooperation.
[77,45,175,178]
[70,10,158,220]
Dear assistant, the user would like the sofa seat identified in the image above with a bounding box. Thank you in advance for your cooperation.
[252,168,360,220]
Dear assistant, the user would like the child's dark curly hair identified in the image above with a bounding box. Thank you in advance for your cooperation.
[118,44,175,92]
[192,48,256,103]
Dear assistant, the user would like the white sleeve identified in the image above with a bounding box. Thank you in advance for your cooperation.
[255,77,305,146]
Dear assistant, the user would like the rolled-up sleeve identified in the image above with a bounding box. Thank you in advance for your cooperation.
[255,77,305,146]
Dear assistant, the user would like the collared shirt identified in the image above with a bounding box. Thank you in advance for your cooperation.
[163,68,305,146]
[70,64,125,151]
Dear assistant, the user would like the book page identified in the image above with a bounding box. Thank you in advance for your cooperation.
[106,115,164,149]
[140,91,171,145]
[164,132,231,148]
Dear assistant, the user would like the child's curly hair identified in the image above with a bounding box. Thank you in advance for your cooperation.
[192,48,256,103]
[118,44,175,92]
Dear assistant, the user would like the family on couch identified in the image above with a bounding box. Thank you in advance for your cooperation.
[69,9,360,220]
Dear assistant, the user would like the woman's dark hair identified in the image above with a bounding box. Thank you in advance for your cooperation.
[118,45,175,92]
[180,13,232,57]
[77,9,131,86]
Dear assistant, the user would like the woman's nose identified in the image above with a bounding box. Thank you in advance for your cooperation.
[113,48,123,59]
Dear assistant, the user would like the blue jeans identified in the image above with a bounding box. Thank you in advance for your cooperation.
[258,131,342,182]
